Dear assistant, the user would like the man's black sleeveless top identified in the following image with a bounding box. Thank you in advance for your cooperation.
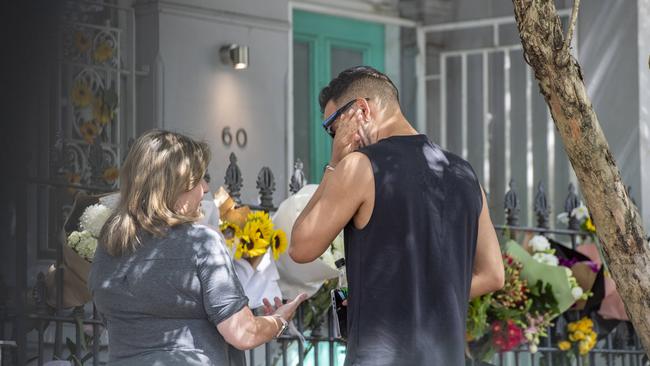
[343,135,482,366]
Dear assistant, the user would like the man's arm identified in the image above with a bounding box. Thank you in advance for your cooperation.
[469,188,505,299]
[289,153,371,263]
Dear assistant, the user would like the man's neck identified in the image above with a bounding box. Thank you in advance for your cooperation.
[376,111,419,141]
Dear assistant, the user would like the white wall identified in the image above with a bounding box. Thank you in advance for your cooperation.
[638,0,650,232]
[136,0,290,204]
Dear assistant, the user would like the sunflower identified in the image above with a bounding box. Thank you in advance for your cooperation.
[94,41,114,63]
[74,31,91,53]
[103,167,119,183]
[92,96,112,126]
[71,80,92,107]
[235,221,269,259]
[79,122,99,144]
[247,211,274,240]
[219,221,241,247]
[270,229,288,260]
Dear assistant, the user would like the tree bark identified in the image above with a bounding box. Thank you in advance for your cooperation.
[511,0,650,355]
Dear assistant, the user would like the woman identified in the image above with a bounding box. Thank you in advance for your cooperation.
[89,130,306,365]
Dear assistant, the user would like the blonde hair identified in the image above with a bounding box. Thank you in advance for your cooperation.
[100,130,210,256]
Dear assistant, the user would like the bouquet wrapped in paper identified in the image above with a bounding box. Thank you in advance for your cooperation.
[466,236,593,361]
[272,184,342,299]
[46,192,116,308]
[204,187,287,308]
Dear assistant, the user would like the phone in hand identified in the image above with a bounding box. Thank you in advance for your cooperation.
[331,288,348,340]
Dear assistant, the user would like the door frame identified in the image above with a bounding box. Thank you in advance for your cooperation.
[286,2,418,194]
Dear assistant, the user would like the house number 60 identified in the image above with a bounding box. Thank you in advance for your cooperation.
[222,127,247,148]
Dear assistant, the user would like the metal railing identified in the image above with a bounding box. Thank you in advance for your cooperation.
[2,152,648,366]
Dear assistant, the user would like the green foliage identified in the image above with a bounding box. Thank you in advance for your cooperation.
[467,294,492,340]
[529,280,560,316]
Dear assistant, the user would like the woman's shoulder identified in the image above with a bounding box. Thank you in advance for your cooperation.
[173,223,227,255]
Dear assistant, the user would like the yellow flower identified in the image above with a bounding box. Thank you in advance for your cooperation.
[79,122,99,144]
[71,80,92,107]
[568,323,578,332]
[94,41,114,63]
[577,322,590,333]
[74,31,91,53]
[578,340,592,355]
[219,222,241,247]
[237,221,269,259]
[558,341,571,351]
[573,330,585,341]
[270,229,288,260]
[247,211,274,240]
[584,217,596,233]
[93,97,112,126]
[103,167,119,183]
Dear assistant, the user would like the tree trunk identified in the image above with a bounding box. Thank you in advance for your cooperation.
[511,0,650,355]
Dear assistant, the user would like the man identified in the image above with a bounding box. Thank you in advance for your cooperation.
[290,66,504,365]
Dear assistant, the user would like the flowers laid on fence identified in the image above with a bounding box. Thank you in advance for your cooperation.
[557,317,598,358]
[558,202,596,234]
[466,236,594,361]
[93,41,114,63]
[72,80,93,108]
[71,84,118,145]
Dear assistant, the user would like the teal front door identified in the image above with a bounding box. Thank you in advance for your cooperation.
[293,10,385,182]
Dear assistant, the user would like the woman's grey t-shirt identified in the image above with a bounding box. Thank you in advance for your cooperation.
[89,223,249,366]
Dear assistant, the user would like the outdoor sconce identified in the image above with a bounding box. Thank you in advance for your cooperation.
[220,44,249,70]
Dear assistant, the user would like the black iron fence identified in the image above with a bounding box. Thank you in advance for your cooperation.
[1,152,648,366]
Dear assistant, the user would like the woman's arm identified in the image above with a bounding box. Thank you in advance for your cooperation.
[216,294,307,350]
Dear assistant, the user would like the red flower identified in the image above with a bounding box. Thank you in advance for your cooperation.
[491,320,525,352]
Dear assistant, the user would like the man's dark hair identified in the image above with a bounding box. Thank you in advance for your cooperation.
[318,66,399,113]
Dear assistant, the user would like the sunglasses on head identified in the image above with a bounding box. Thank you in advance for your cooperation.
[322,98,369,138]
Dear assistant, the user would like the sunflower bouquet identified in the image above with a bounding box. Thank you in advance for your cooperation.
[220,211,288,262]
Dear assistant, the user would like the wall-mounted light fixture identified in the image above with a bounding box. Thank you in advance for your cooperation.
[220,44,248,70]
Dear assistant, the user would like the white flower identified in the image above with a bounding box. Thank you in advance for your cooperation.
[67,231,82,249]
[557,212,569,225]
[67,230,97,261]
[565,267,573,277]
[529,235,551,252]
[529,344,538,354]
[571,203,589,221]
[533,252,559,266]
[571,286,584,300]
[80,204,113,237]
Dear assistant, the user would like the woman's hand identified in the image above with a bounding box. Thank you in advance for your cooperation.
[217,293,308,350]
[262,293,308,321]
